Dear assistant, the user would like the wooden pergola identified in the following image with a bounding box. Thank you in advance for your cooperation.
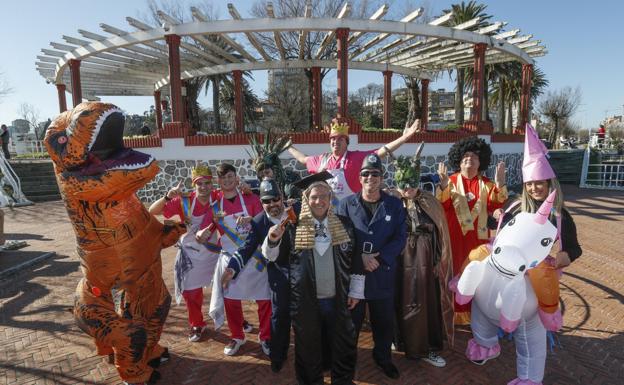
[36,2,546,135]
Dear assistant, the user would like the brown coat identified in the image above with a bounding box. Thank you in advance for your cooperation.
[397,189,454,354]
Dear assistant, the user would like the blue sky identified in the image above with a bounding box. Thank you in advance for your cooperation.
[0,0,622,130]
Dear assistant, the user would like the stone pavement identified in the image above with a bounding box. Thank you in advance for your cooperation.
[0,185,622,385]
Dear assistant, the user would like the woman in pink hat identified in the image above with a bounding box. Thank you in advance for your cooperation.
[493,124,582,334]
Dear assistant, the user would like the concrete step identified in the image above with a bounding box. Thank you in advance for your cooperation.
[28,194,62,202]
[22,187,60,196]
[20,178,57,189]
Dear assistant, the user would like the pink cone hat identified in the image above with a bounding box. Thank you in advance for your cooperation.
[522,124,556,182]
[534,190,557,225]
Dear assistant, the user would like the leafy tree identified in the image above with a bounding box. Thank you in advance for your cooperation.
[17,103,41,139]
[391,92,409,129]
[262,70,310,132]
[124,114,147,136]
[250,0,388,129]
[537,86,582,148]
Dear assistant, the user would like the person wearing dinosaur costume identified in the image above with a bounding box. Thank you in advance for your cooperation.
[44,102,185,385]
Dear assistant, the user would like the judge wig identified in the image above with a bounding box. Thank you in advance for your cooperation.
[447,136,492,172]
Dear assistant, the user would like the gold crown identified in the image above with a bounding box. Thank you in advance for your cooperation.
[329,120,349,137]
[191,163,212,181]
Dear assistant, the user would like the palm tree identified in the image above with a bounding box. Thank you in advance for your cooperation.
[403,76,422,128]
[443,1,492,125]
[489,63,548,133]
[219,74,261,132]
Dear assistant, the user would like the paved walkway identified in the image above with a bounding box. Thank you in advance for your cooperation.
[0,185,622,385]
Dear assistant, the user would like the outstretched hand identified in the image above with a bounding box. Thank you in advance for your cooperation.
[495,161,506,188]
[437,162,449,189]
[403,119,423,138]
[167,180,184,199]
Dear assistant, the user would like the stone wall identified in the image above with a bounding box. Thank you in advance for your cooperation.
[138,152,523,202]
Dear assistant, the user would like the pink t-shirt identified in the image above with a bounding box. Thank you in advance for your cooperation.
[162,191,214,222]
[306,150,376,194]
[200,192,263,234]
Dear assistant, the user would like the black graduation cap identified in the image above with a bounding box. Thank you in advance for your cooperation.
[292,170,333,191]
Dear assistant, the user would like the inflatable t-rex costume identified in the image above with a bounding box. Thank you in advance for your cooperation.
[44,102,185,384]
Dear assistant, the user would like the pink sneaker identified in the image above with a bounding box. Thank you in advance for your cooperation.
[466,338,501,365]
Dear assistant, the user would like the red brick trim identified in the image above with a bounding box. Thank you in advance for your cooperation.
[359,130,475,144]
[123,136,163,148]
[491,133,525,143]
[463,120,494,134]
[159,122,190,138]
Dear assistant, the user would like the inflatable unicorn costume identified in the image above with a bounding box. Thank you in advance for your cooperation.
[456,189,558,385]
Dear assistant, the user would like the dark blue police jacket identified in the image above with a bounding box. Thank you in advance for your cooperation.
[336,191,406,300]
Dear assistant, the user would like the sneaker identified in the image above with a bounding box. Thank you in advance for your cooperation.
[243,320,253,333]
[188,326,206,342]
[224,338,246,356]
[422,352,446,368]
[260,339,271,356]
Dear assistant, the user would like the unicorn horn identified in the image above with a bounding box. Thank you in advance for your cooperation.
[534,190,557,224]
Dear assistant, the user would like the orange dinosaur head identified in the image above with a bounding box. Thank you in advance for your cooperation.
[44,102,159,202]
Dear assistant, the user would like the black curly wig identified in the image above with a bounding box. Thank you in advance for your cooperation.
[447,136,492,172]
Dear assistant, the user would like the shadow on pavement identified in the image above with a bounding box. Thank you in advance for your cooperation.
[0,254,79,333]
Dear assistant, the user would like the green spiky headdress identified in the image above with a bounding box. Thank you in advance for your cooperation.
[394,142,424,189]
[247,129,292,193]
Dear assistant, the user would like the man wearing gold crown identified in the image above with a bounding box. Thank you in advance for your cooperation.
[149,163,221,343]
[287,119,422,201]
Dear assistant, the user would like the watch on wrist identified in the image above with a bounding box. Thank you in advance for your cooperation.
[164,194,172,201]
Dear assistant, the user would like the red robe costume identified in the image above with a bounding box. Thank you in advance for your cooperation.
[436,173,507,324]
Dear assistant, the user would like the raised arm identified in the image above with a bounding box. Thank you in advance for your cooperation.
[287,145,309,165]
[377,119,422,159]
[149,180,184,216]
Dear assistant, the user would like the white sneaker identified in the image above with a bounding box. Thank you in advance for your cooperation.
[243,320,253,333]
[422,352,446,368]
[188,326,207,343]
[260,339,271,356]
[224,338,246,356]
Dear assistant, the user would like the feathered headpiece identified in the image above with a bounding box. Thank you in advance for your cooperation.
[395,142,424,189]
[247,129,292,193]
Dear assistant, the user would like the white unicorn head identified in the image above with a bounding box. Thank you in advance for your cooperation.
[489,190,558,278]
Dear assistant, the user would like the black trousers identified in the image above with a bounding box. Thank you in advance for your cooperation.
[351,298,394,364]
[267,263,290,364]
[1,140,9,159]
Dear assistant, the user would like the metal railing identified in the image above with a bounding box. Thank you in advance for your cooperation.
[9,140,48,155]
[0,153,33,207]
[580,146,624,190]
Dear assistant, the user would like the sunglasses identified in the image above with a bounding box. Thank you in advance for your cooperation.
[261,197,282,204]
[360,171,381,178]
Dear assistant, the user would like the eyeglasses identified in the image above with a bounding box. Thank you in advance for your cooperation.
[261,197,282,204]
[360,171,381,178]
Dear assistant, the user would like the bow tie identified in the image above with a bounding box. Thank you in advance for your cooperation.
[314,222,328,239]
